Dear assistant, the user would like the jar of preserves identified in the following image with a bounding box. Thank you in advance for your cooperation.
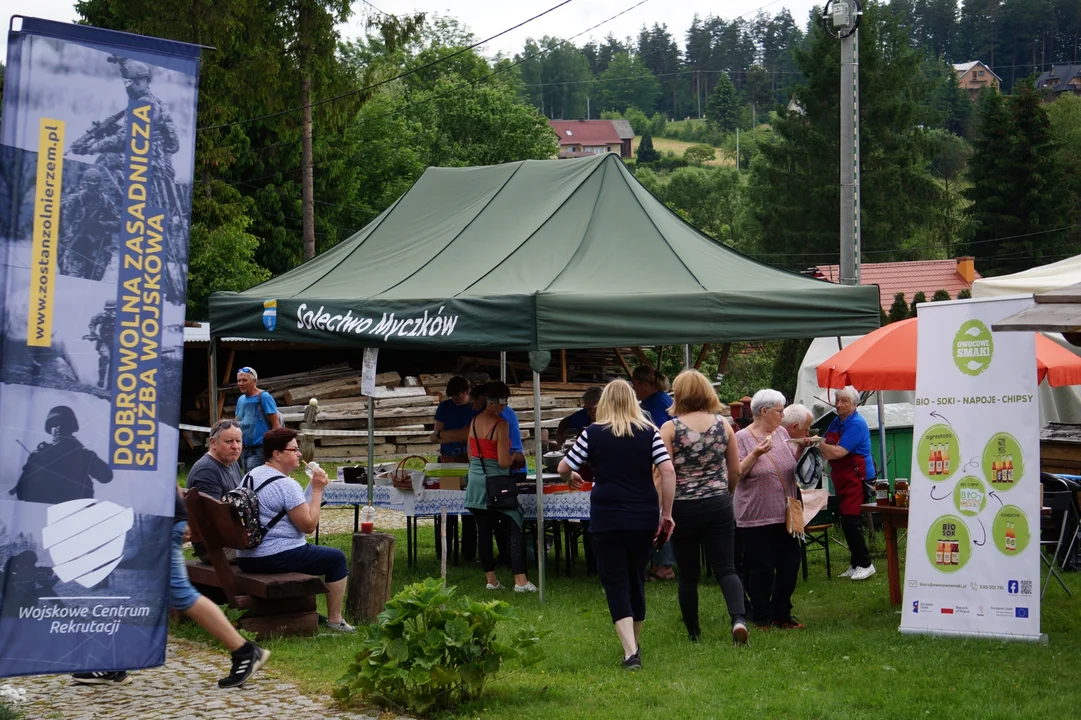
[894,479,909,508]
[875,479,890,506]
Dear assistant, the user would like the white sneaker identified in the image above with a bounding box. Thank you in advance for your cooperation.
[850,565,876,581]
[514,582,538,593]
[486,582,504,590]
[839,566,857,578]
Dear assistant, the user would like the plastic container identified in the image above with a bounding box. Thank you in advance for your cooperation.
[360,505,376,533]
[304,461,320,478]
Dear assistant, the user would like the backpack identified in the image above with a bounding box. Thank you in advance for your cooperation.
[256,390,285,429]
[795,446,825,491]
[223,473,287,549]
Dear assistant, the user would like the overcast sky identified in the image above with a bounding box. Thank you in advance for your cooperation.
[5,0,819,63]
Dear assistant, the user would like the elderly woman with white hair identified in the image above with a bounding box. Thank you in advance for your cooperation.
[733,389,804,629]
[820,386,877,581]
[781,404,814,440]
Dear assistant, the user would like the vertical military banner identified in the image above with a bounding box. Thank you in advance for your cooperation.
[0,17,200,675]
[900,297,1042,641]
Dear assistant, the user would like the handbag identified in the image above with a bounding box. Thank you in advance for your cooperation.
[472,419,519,510]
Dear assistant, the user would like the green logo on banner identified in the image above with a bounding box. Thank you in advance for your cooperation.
[952,320,994,376]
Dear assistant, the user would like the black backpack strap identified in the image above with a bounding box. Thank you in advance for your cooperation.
[251,474,288,532]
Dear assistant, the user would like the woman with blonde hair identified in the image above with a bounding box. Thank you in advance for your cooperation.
[660,370,748,644]
[558,380,676,670]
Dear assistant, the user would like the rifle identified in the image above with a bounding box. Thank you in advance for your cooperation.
[69,110,125,155]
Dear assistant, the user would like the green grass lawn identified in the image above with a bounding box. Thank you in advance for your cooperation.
[630,135,733,167]
[172,516,1081,719]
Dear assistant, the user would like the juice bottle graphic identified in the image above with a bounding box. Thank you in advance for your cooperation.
[928,444,937,476]
[934,445,943,475]
[1005,522,1016,551]
[935,540,944,565]
[993,456,1002,484]
[1006,454,1014,483]
[943,444,951,475]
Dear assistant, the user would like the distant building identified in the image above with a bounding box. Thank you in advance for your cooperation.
[549,120,624,159]
[609,119,634,158]
[952,61,1000,100]
[809,257,981,310]
[1036,64,1081,99]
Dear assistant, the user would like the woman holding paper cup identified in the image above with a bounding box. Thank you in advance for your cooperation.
[734,389,804,630]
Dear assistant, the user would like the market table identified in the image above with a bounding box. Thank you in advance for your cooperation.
[319,482,591,569]
[862,503,1053,606]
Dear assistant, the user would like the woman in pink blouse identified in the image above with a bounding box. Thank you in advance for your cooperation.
[734,389,804,630]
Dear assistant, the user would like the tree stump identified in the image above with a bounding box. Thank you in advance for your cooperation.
[346,533,395,624]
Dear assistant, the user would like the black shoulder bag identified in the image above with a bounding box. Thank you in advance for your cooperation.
[472,419,519,510]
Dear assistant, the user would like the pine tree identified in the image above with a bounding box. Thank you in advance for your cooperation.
[909,291,928,318]
[636,132,661,163]
[705,72,740,132]
[888,292,909,324]
[966,80,1070,276]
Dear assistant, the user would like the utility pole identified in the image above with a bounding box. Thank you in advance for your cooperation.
[299,1,315,263]
[825,0,862,287]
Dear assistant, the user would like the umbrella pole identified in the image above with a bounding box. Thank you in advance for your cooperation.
[367,393,375,507]
[876,392,888,484]
[500,352,507,382]
[533,370,546,603]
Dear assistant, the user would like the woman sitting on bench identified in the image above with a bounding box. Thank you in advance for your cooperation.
[236,427,354,632]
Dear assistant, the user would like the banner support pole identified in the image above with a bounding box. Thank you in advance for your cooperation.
[534,370,546,604]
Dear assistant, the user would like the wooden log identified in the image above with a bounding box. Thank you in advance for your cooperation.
[694,343,712,370]
[238,611,319,639]
[396,443,441,454]
[717,343,733,374]
[458,355,532,371]
[316,443,397,458]
[613,348,634,378]
[346,533,396,625]
[234,594,316,617]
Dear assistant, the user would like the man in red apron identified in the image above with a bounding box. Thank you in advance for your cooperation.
[820,387,877,581]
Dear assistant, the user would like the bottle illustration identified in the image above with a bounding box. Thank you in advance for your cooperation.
[951,540,960,565]
[936,540,944,565]
[943,444,950,475]
[1006,454,1014,483]
[993,456,1001,484]
[1005,522,1016,551]
[928,445,937,476]
[934,445,944,475]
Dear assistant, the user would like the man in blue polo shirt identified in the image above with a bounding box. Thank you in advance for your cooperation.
[235,367,280,472]
[430,376,475,461]
[556,386,603,446]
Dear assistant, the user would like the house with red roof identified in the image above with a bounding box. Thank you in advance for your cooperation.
[810,257,981,310]
[549,119,625,159]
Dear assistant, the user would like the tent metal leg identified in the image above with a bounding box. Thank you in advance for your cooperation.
[683,344,691,369]
[208,338,220,424]
[500,352,507,383]
[876,393,888,484]
[534,370,546,604]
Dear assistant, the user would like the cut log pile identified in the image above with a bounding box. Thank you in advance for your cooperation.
[200,364,597,462]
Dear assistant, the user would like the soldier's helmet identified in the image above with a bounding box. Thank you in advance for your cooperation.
[82,167,103,185]
[120,60,152,82]
[105,300,116,309]
[44,406,79,435]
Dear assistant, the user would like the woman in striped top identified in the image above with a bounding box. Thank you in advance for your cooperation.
[558,380,675,670]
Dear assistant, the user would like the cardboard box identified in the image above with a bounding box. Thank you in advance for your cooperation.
[439,477,463,490]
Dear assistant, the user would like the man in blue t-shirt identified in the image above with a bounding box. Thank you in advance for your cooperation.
[235,367,280,472]
[430,376,475,461]
[556,385,603,445]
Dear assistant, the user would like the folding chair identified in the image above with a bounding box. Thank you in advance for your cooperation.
[802,494,840,581]
[1040,474,1078,599]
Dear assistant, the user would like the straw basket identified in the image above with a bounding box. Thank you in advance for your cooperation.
[391,455,427,491]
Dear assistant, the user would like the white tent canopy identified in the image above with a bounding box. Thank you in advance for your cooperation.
[972,253,1081,298]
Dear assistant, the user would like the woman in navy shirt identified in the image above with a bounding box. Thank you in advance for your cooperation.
[558,380,675,670]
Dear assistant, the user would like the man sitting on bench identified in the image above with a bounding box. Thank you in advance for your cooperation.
[186,419,244,563]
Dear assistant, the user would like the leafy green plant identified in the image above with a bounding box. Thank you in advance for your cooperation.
[334,578,547,715]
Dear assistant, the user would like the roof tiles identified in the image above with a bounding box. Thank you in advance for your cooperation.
[813,259,981,309]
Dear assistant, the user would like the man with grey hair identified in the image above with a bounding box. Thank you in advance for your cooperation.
[556,385,604,445]
[781,404,814,440]
[821,386,877,581]
[186,419,244,562]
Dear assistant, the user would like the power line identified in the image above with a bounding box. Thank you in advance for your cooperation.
[197,0,577,132]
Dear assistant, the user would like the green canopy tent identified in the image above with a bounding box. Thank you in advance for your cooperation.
[210,153,880,599]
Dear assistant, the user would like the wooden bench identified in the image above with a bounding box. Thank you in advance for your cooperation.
[184,490,328,639]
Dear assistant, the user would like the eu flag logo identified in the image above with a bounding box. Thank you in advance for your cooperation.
[1015,607,1029,618]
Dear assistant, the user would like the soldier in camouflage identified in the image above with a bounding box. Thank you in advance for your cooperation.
[11,406,113,504]
[58,167,120,280]
[86,300,116,389]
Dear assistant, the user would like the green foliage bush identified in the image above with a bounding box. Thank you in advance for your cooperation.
[636,132,661,163]
[334,578,546,715]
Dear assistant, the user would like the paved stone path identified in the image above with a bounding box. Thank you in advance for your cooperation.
[5,639,390,720]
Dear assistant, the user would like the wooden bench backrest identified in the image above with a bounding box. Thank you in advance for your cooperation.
[184,490,249,605]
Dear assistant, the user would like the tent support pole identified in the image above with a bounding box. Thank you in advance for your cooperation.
[367,394,375,507]
[533,370,546,604]
[500,352,507,383]
[208,338,220,425]
[561,349,568,383]
[683,344,691,370]
[876,392,888,486]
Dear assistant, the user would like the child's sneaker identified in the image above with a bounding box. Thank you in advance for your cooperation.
[218,644,270,689]
[72,671,131,685]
